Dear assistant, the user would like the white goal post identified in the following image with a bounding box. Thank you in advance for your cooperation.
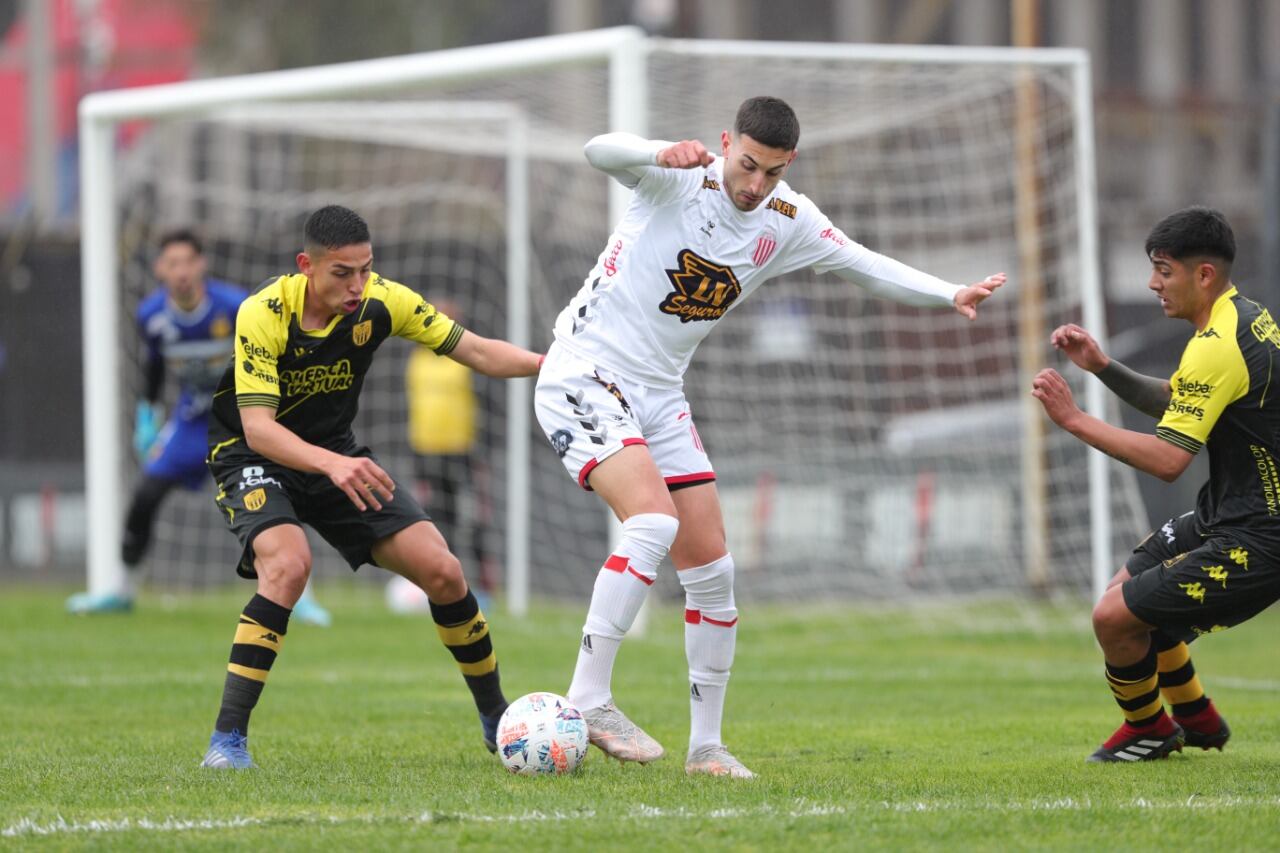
[79,27,1141,610]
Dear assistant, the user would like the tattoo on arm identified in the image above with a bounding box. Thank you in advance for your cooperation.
[1096,361,1170,419]
[1082,437,1135,468]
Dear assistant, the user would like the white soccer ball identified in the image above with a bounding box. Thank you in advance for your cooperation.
[496,692,589,775]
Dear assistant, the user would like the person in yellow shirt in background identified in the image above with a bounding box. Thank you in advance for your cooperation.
[401,299,494,608]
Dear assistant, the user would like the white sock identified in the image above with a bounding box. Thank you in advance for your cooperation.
[680,554,737,753]
[567,512,679,711]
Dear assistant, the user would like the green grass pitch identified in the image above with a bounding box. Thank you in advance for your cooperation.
[3,586,1279,850]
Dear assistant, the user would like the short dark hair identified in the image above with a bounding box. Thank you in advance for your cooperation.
[734,96,800,151]
[1145,206,1236,268]
[157,228,202,255]
[304,205,371,253]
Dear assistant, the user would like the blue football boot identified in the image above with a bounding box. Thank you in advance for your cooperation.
[66,591,134,614]
[200,730,257,769]
[291,592,332,627]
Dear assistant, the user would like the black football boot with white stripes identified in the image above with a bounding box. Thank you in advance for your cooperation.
[1087,722,1185,763]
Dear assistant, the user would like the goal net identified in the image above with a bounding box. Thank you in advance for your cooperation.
[83,30,1148,607]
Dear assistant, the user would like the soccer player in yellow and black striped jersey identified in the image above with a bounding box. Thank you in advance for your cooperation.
[198,205,543,769]
[1033,206,1279,762]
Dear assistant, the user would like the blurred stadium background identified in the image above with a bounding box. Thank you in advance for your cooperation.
[4,0,1280,602]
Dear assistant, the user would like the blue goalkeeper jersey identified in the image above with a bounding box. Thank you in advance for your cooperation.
[137,279,246,423]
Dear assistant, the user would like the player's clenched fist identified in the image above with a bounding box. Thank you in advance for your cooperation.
[657,140,714,169]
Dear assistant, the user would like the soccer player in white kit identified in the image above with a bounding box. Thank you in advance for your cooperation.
[535,97,1005,778]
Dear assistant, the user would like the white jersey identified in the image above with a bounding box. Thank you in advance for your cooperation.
[552,134,962,388]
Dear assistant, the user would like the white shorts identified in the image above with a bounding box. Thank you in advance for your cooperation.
[534,342,715,491]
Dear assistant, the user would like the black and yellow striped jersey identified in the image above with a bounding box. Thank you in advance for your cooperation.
[208,272,463,452]
[1156,287,1280,534]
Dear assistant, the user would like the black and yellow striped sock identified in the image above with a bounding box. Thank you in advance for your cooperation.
[430,589,506,717]
[1104,640,1166,728]
[1153,630,1210,717]
[214,593,290,735]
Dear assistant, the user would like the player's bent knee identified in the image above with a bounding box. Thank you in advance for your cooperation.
[1092,588,1140,640]
[407,547,466,602]
[679,553,736,616]
[620,512,680,558]
[255,549,311,599]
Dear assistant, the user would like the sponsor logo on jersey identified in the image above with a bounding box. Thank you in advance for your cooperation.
[819,226,848,247]
[243,488,267,511]
[280,359,355,396]
[211,314,232,338]
[1175,378,1215,396]
[1166,400,1205,420]
[603,239,623,277]
[701,177,720,191]
[1250,444,1280,515]
[660,249,742,323]
[353,320,372,346]
[753,232,778,266]
[1251,309,1280,348]
[240,336,277,363]
[766,197,797,219]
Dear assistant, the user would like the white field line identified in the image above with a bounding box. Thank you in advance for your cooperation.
[8,796,1280,837]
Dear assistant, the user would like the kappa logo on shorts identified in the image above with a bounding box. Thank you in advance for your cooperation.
[1180,581,1207,603]
[244,488,267,511]
[549,429,574,458]
[1202,564,1229,587]
[353,319,372,346]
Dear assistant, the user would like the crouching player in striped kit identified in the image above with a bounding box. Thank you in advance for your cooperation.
[1034,207,1271,762]
[199,205,543,769]
[535,97,1005,777]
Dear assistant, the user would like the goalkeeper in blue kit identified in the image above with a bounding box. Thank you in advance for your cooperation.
[67,229,330,625]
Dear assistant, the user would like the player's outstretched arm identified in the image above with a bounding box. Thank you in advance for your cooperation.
[1031,367,1192,482]
[446,330,542,378]
[583,132,703,187]
[952,273,1006,320]
[240,406,394,511]
[1049,324,1170,418]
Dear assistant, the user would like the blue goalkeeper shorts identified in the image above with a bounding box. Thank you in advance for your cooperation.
[144,416,210,489]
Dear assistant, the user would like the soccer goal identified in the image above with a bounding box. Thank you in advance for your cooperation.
[80,27,1147,610]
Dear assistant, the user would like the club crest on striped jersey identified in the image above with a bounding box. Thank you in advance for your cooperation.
[352,319,372,346]
[659,249,742,323]
[753,231,778,266]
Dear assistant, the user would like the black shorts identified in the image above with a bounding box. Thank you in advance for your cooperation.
[209,441,430,578]
[1123,511,1280,636]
